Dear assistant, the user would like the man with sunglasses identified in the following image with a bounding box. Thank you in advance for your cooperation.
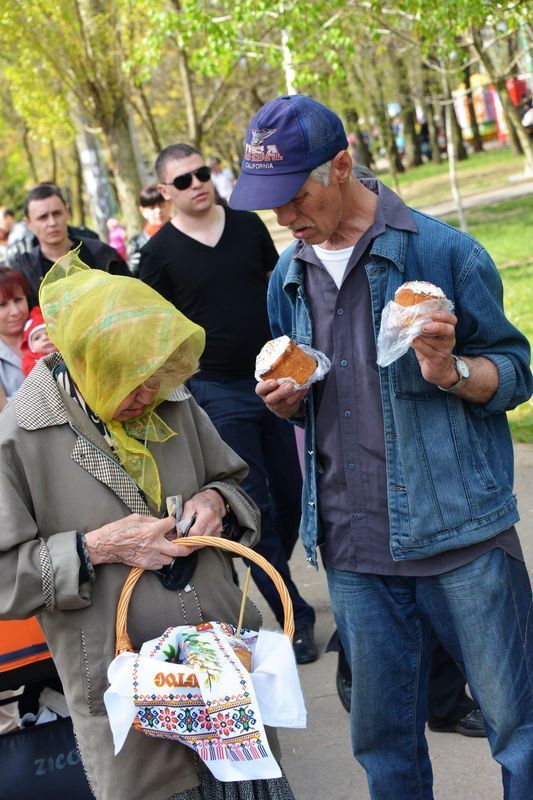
[139,143,317,664]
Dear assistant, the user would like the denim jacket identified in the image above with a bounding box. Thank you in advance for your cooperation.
[268,210,532,567]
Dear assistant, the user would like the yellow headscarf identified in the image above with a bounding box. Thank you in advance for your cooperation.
[39,252,205,509]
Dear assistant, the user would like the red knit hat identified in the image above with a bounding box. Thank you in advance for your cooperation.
[20,307,49,375]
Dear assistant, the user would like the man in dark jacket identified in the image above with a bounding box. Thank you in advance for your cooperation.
[12,183,129,306]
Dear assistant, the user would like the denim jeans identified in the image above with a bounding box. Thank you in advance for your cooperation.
[327,549,533,800]
[189,377,315,630]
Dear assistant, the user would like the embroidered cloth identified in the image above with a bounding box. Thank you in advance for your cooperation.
[104,622,306,782]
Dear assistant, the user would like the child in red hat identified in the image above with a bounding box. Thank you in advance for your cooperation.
[20,306,58,376]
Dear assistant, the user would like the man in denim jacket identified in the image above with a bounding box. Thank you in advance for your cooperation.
[230,95,533,799]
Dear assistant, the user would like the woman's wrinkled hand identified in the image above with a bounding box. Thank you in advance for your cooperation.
[169,489,227,558]
[85,514,180,571]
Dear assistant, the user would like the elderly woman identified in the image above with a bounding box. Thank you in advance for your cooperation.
[0,266,31,409]
[0,256,295,800]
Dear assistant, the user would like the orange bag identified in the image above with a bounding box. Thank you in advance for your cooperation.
[0,618,51,674]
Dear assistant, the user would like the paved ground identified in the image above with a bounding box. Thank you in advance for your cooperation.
[241,444,532,799]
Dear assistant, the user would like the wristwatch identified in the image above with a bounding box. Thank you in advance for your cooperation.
[438,355,470,393]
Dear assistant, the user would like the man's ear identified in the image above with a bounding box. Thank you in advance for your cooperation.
[332,150,353,184]
[157,183,172,203]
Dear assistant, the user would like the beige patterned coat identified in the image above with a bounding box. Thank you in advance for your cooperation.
[0,356,277,800]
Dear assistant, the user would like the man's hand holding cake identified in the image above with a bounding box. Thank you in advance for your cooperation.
[255,335,330,419]
[376,280,498,401]
[392,281,460,386]
[376,279,455,368]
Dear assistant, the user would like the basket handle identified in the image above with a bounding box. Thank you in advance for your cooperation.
[115,535,295,656]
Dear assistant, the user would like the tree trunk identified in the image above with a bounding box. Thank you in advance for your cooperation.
[168,0,200,145]
[391,47,422,168]
[506,113,525,156]
[449,91,468,161]
[440,61,468,231]
[72,104,115,240]
[22,126,38,183]
[471,29,533,172]
[103,108,143,236]
[428,107,442,164]
[421,97,442,165]
[176,47,201,146]
[403,106,422,168]
[373,89,404,192]
[72,143,85,226]
[128,110,151,187]
[422,66,442,164]
[280,15,297,95]
[137,85,163,156]
[345,108,374,169]
[50,140,58,184]
[463,64,484,152]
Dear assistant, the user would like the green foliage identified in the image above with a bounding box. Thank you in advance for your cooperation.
[125,0,355,88]
[0,145,30,212]
[162,642,180,663]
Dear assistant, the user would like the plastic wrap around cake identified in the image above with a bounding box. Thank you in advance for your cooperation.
[376,281,454,367]
[255,335,331,389]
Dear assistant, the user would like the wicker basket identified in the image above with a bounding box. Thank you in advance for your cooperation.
[115,535,295,657]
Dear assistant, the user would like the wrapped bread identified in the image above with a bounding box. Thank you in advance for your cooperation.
[231,641,252,672]
[256,335,317,386]
[376,281,454,367]
[394,280,446,307]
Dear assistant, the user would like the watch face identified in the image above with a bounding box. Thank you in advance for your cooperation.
[456,358,469,379]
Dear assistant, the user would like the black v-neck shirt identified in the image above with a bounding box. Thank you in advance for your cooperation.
[139,208,278,379]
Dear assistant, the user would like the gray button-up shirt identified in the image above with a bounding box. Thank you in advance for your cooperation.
[295,178,521,575]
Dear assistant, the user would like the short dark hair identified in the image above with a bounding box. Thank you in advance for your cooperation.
[139,184,165,207]
[24,183,67,217]
[155,144,203,181]
[0,266,31,302]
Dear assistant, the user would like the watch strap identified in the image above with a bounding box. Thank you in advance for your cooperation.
[437,355,469,393]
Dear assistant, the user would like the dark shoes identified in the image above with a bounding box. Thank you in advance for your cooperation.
[293,625,318,664]
[326,631,352,711]
[428,708,487,738]
[336,666,351,712]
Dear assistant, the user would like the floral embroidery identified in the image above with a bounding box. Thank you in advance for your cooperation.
[127,622,282,778]
[212,712,235,736]
[160,708,178,730]
[196,709,213,730]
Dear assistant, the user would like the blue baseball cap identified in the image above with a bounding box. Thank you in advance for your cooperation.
[229,95,349,211]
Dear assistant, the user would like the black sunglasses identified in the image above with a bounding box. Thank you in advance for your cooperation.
[162,165,212,191]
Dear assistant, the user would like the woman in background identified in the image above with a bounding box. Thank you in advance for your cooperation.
[0,266,31,410]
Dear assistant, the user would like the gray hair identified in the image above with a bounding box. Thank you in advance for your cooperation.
[308,160,332,187]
